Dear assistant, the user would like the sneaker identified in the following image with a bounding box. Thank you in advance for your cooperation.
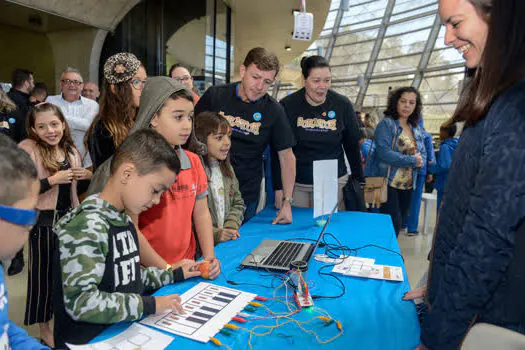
[400,227,408,235]
[406,231,419,237]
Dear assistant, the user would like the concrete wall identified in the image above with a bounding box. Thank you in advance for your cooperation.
[0,23,55,91]
[46,28,104,92]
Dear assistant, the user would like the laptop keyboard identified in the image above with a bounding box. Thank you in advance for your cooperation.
[263,242,303,268]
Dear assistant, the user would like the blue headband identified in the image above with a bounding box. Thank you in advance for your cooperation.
[0,205,39,226]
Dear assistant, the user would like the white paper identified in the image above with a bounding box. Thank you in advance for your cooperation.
[313,159,338,218]
[331,256,404,282]
[66,323,173,350]
[293,12,314,41]
[141,282,256,343]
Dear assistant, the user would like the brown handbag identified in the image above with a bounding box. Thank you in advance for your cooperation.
[364,128,397,208]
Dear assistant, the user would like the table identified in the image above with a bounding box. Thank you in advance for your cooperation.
[92,208,420,349]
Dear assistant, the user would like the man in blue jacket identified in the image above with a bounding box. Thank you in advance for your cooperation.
[0,134,48,349]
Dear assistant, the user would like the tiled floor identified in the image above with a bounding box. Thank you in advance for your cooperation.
[4,198,437,340]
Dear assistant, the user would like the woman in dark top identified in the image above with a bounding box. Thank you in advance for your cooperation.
[420,0,525,348]
[86,52,147,171]
[274,55,364,210]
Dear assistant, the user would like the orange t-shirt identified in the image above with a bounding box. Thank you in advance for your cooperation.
[139,150,208,264]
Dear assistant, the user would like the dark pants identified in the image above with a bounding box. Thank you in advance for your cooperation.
[243,198,259,224]
[381,186,413,237]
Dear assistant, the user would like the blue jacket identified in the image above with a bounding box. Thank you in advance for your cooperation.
[419,130,435,175]
[364,117,426,187]
[427,137,458,192]
[0,265,48,349]
[422,79,525,349]
[361,138,373,164]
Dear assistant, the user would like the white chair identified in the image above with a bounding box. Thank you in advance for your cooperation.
[462,323,525,349]
[421,190,437,234]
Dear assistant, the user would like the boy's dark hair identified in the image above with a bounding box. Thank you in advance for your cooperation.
[384,86,422,127]
[0,134,38,206]
[243,47,280,77]
[110,129,181,177]
[300,55,330,79]
[195,111,234,178]
[31,82,48,97]
[11,69,33,89]
[440,122,457,139]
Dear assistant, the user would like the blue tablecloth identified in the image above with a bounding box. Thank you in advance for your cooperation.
[92,208,420,349]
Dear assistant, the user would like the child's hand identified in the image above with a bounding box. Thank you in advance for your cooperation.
[181,260,204,280]
[50,169,74,185]
[205,257,221,280]
[72,167,92,180]
[154,294,184,314]
[219,228,240,242]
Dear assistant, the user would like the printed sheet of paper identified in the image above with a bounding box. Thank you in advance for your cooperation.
[66,323,173,350]
[332,255,404,282]
[313,159,338,218]
[293,11,314,41]
[141,282,256,343]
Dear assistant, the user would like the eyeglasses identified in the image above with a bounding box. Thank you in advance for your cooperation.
[61,79,83,86]
[173,76,191,83]
[0,205,39,227]
[131,79,147,90]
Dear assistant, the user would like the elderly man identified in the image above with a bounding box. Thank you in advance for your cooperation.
[82,82,100,102]
[47,67,99,167]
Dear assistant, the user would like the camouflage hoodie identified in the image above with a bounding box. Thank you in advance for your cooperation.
[53,195,184,346]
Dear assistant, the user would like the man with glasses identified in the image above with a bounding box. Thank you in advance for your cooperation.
[169,64,200,104]
[47,67,99,168]
[0,134,47,349]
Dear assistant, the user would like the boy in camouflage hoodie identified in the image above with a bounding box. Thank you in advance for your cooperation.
[53,129,202,348]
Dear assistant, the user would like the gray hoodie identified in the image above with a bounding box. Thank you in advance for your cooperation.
[87,77,204,195]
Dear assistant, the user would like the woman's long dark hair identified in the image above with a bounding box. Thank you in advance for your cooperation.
[384,86,422,127]
[455,0,525,126]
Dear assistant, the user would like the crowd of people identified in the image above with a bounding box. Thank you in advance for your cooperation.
[1,0,524,348]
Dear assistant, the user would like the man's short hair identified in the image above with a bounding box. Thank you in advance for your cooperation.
[11,69,33,89]
[110,129,181,177]
[242,47,280,76]
[61,67,83,80]
[0,134,38,206]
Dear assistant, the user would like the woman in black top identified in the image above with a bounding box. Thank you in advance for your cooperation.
[275,55,364,209]
[86,53,147,171]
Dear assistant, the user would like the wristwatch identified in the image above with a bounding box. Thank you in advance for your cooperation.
[283,197,294,205]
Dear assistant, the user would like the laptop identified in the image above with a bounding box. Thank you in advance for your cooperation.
[240,204,337,271]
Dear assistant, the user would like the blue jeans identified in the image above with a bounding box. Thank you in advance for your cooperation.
[243,198,259,224]
[404,173,426,232]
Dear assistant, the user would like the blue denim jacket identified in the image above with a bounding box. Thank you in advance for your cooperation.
[364,117,426,187]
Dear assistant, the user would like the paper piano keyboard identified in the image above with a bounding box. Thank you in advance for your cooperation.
[141,282,256,343]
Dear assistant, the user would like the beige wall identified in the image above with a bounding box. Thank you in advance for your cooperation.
[46,28,101,93]
[0,23,55,91]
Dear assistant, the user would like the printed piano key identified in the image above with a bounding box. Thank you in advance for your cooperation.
[218,291,237,299]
